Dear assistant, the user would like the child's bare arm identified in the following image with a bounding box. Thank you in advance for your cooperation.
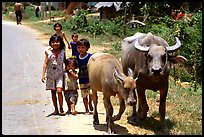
[41,52,48,83]
[62,32,71,48]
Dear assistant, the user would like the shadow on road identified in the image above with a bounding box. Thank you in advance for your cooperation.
[93,123,129,135]
[127,115,175,135]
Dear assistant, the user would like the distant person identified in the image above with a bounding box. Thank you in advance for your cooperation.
[64,57,79,115]
[69,32,79,58]
[53,22,71,50]
[41,35,66,116]
[14,2,22,25]
[76,38,93,114]
[35,6,39,17]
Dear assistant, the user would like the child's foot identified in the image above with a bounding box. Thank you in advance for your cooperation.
[72,111,78,115]
[59,108,66,116]
[59,111,66,116]
[84,109,89,115]
[51,111,59,115]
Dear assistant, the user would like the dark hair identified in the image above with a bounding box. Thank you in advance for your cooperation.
[65,57,77,69]
[53,22,62,31]
[76,38,90,49]
[49,34,65,50]
[71,32,78,39]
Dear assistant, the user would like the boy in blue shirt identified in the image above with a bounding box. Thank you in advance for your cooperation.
[76,38,93,114]
[69,32,79,58]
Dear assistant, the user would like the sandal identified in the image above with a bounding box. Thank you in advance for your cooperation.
[59,112,66,116]
[72,111,78,115]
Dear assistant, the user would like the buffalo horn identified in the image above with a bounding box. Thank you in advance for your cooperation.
[166,37,181,52]
[134,38,149,52]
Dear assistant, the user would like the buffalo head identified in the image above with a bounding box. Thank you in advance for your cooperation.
[114,68,137,105]
[134,33,186,80]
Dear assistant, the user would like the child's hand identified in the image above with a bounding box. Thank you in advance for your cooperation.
[41,75,46,83]
[69,69,73,73]
[68,45,71,49]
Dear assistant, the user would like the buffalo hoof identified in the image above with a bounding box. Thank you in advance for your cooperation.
[93,120,99,125]
[161,126,169,134]
[112,114,121,121]
[127,115,139,126]
[107,129,116,135]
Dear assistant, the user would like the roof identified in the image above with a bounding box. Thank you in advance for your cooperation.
[94,2,123,11]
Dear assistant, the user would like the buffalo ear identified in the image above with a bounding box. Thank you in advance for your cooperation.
[114,68,124,82]
[169,55,187,64]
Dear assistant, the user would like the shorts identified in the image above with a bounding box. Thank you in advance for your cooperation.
[64,90,78,104]
[46,77,63,91]
[79,83,92,98]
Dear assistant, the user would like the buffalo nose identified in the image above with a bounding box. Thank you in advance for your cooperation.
[151,67,162,74]
[126,97,136,106]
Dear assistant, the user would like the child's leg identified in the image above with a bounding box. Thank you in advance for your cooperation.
[57,88,65,114]
[88,94,93,111]
[51,90,59,114]
[80,84,90,113]
[71,95,78,115]
[67,100,71,112]
[83,96,89,113]
[64,92,71,113]
[71,103,77,115]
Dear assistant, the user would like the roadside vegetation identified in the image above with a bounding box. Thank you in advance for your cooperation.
[2,3,202,135]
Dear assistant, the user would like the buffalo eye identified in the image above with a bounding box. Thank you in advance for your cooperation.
[146,54,152,62]
[124,87,129,91]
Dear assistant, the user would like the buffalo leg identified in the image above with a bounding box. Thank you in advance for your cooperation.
[159,89,168,132]
[128,88,139,125]
[112,94,125,121]
[92,90,99,125]
[137,88,149,120]
[103,95,114,134]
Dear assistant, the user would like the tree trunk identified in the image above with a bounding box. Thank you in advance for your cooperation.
[66,2,79,15]
[40,2,45,20]
[193,47,197,92]
[48,2,51,21]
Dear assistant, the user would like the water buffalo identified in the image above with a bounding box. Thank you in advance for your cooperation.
[121,32,187,132]
[87,53,137,134]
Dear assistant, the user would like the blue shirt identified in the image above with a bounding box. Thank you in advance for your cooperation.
[70,41,79,58]
[76,53,92,84]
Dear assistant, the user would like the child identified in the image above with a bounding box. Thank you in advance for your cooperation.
[53,22,71,49]
[75,38,93,114]
[69,32,79,58]
[64,57,79,115]
[41,35,66,116]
